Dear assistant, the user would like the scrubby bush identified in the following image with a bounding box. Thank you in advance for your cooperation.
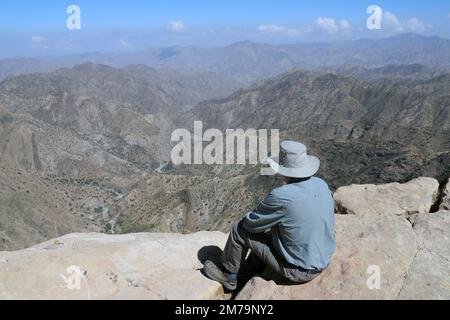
[0,113,13,124]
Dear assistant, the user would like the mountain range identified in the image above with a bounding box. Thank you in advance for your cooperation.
[0,33,449,251]
[1,34,450,83]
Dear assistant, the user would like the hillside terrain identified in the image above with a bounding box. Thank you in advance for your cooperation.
[0,54,449,250]
[0,64,242,248]
[322,64,445,84]
[179,69,450,186]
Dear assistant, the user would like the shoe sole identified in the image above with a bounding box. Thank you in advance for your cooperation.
[203,267,237,291]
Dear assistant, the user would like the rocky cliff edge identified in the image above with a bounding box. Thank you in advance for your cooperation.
[0,177,449,300]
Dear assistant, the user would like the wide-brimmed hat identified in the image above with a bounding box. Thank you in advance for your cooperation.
[267,141,320,178]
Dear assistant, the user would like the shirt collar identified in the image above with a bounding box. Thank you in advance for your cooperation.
[287,177,312,184]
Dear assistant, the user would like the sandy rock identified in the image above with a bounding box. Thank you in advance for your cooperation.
[334,177,439,216]
[0,231,227,300]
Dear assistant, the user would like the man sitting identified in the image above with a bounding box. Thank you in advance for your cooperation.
[203,141,336,291]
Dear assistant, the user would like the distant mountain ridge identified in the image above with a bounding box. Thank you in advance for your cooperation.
[1,33,450,83]
[320,64,445,84]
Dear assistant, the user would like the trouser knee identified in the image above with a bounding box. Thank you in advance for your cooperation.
[230,219,246,241]
[230,219,242,235]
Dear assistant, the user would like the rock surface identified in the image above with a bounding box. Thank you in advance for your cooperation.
[0,231,227,300]
[1,177,449,300]
[334,177,439,216]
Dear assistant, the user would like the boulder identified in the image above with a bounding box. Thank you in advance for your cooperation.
[0,231,227,300]
[334,177,439,216]
[236,211,450,300]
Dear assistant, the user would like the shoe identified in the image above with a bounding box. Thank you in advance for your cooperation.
[203,260,237,291]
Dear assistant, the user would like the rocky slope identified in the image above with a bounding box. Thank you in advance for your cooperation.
[178,69,450,189]
[0,63,242,170]
[0,62,241,117]
[0,177,448,300]
[0,110,143,250]
[0,64,242,250]
[323,64,444,85]
[111,168,277,234]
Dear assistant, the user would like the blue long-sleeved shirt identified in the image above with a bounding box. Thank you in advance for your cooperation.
[243,177,336,271]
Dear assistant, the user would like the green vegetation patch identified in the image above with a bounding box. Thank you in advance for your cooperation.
[115,212,159,234]
[119,223,159,234]
[94,206,104,214]
[0,113,14,125]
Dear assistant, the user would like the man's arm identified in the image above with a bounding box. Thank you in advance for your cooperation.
[243,190,285,233]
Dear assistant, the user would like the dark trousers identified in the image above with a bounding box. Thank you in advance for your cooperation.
[222,219,321,284]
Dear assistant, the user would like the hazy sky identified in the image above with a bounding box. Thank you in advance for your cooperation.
[0,0,449,58]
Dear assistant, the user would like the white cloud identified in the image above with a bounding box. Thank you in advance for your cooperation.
[404,18,431,32]
[340,20,351,30]
[382,12,432,33]
[258,24,286,33]
[315,17,339,33]
[30,36,49,49]
[257,24,300,37]
[31,36,46,44]
[167,20,186,32]
[383,12,403,32]
[111,39,133,49]
[314,17,351,34]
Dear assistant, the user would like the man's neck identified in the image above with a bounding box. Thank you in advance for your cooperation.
[287,177,311,184]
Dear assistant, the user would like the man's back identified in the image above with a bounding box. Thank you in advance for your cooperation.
[244,177,336,271]
[204,141,335,289]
